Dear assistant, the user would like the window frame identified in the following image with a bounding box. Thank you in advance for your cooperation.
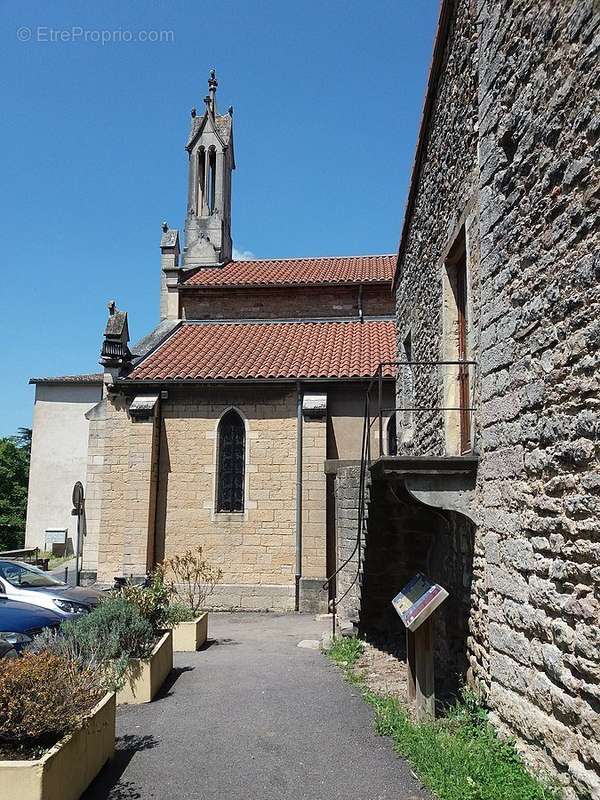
[215,409,246,514]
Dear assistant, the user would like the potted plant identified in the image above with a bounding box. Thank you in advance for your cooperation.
[0,652,115,800]
[161,547,223,652]
[35,595,172,706]
[98,590,173,705]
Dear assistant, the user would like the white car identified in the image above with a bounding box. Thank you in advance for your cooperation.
[0,560,102,618]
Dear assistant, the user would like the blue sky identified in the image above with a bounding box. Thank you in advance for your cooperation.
[1,0,438,436]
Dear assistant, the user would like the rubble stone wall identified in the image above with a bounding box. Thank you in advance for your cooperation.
[475,3,599,796]
[390,0,599,796]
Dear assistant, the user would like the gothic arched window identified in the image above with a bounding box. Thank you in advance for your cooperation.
[208,148,217,213]
[197,148,206,214]
[217,410,245,512]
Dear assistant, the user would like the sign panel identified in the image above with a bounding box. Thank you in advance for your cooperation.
[392,573,448,632]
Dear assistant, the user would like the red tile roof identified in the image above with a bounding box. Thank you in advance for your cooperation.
[128,320,396,381]
[182,255,396,288]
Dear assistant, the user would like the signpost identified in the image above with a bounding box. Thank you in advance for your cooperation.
[71,481,85,587]
[392,573,448,721]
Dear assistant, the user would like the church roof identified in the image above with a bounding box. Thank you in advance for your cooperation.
[125,319,396,382]
[182,255,396,288]
[187,112,232,150]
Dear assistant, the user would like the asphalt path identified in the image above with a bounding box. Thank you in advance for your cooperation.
[83,612,429,800]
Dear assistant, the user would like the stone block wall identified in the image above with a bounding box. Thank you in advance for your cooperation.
[84,393,159,584]
[394,0,479,459]
[302,415,327,581]
[475,2,599,795]
[334,465,363,623]
[154,387,299,610]
[391,0,599,795]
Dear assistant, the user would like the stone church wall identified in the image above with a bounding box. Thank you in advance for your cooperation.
[181,283,392,321]
[85,384,330,611]
[156,386,300,610]
[391,0,599,796]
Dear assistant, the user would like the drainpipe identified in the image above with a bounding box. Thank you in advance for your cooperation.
[150,393,163,572]
[358,284,364,322]
[295,382,303,611]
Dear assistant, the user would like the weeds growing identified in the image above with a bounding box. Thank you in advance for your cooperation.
[326,637,561,800]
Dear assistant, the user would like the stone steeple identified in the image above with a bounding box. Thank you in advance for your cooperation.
[183,69,235,267]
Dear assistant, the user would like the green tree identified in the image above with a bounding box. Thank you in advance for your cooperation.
[0,431,31,551]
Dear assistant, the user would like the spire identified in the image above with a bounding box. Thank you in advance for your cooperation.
[183,68,234,267]
[208,68,218,115]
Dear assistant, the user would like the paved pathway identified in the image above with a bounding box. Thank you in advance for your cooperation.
[84,613,428,800]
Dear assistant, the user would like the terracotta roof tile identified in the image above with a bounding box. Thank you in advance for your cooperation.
[128,320,396,381]
[183,255,396,288]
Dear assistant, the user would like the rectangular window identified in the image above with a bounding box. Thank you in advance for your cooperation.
[400,332,414,443]
[444,228,471,454]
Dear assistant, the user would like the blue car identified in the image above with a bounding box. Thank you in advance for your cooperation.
[0,597,62,654]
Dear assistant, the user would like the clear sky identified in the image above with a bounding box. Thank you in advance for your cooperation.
[1,0,439,437]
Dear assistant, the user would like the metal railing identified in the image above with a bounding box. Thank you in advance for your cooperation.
[323,359,478,630]
[370,359,478,460]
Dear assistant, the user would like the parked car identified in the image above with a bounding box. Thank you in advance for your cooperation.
[0,597,62,653]
[0,560,102,618]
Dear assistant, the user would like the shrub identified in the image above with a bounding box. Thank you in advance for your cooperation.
[163,601,196,626]
[0,652,103,758]
[161,546,223,614]
[29,596,155,691]
[116,566,173,633]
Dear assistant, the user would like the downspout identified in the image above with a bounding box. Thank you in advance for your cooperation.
[358,284,364,322]
[150,395,163,574]
[295,382,303,611]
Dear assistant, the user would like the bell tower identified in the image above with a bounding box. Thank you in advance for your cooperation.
[183,69,235,267]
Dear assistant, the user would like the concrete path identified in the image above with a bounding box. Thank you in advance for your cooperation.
[84,613,428,800]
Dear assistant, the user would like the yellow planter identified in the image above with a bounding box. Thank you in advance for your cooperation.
[0,692,115,800]
[172,613,208,651]
[116,630,173,705]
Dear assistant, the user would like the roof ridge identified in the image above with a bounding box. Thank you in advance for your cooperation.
[181,317,395,327]
[226,253,396,264]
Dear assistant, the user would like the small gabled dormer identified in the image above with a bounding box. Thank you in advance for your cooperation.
[183,69,235,268]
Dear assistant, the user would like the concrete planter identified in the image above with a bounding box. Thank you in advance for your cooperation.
[0,692,115,800]
[172,613,208,651]
[116,630,173,705]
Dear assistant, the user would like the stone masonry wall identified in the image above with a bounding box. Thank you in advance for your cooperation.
[181,283,392,321]
[475,2,599,796]
[301,415,327,580]
[155,387,300,610]
[334,465,364,623]
[395,0,480,459]
[84,392,159,584]
[393,0,599,796]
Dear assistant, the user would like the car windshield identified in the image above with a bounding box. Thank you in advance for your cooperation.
[0,561,64,589]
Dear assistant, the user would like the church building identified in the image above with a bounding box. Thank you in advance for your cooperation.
[79,71,397,611]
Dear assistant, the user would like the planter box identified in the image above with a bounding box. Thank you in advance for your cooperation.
[0,692,115,800]
[117,630,173,705]
[172,613,208,652]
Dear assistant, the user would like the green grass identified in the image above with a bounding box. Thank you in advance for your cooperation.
[326,637,561,800]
